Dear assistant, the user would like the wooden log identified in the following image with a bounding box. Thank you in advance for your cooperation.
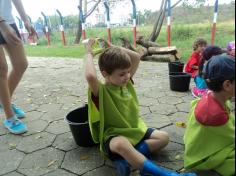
[119,37,136,51]
[141,54,177,62]
[136,36,161,48]
[148,46,177,55]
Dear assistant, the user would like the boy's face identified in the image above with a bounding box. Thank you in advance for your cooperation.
[106,67,131,87]
[197,44,206,53]
[228,49,235,57]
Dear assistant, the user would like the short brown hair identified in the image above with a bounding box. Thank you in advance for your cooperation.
[193,38,207,51]
[98,47,131,75]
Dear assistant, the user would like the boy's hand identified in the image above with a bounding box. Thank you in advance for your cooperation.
[84,39,95,55]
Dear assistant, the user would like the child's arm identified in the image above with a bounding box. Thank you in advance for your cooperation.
[118,47,142,77]
[84,39,99,97]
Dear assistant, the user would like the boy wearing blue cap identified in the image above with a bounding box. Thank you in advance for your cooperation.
[184,55,235,176]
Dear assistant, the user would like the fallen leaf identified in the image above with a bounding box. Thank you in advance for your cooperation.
[80,155,90,160]
[175,154,183,160]
[176,122,187,128]
[48,160,57,167]
[9,143,17,150]
[179,168,186,173]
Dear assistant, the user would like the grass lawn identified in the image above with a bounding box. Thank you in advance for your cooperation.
[25,21,235,62]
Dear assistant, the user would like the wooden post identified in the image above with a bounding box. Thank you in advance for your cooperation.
[211,0,218,45]
[104,1,111,45]
[131,0,137,48]
[41,12,51,46]
[167,0,171,47]
[56,9,66,46]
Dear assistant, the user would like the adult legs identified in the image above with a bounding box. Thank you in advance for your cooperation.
[4,42,28,97]
[0,43,28,134]
[0,46,14,119]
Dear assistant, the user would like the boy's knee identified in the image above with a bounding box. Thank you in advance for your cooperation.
[110,136,130,154]
[160,131,170,147]
[0,64,8,79]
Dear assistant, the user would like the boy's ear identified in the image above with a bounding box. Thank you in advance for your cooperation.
[101,70,109,77]
[223,80,233,91]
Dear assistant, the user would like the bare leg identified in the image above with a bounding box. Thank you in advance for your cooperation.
[145,130,169,153]
[109,131,169,170]
[4,42,28,97]
[0,46,14,119]
[110,136,146,169]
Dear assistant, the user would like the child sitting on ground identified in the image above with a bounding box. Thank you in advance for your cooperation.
[184,55,235,176]
[84,39,196,176]
[191,46,223,97]
[185,38,207,78]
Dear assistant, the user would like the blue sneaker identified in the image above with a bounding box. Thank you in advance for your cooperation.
[3,116,27,134]
[113,159,131,176]
[11,104,26,119]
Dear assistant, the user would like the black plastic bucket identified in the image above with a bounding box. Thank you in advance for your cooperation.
[168,61,184,73]
[169,72,191,92]
[65,105,97,147]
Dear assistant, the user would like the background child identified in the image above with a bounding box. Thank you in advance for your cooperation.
[191,46,223,97]
[0,0,37,134]
[184,55,235,176]
[84,39,196,176]
[226,40,235,58]
[185,38,207,78]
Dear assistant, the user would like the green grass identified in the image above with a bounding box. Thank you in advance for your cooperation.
[25,21,235,62]
[25,45,86,58]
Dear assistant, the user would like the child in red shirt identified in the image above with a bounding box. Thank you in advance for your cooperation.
[185,38,207,78]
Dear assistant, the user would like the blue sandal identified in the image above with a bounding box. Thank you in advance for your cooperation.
[11,104,26,119]
[3,116,27,134]
[0,104,26,119]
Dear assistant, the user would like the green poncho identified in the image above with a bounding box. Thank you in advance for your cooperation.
[184,98,235,176]
[88,81,147,153]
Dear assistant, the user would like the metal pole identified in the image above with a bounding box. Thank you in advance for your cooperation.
[78,6,86,40]
[211,0,218,45]
[41,12,51,46]
[104,0,111,45]
[56,9,66,46]
[167,0,171,47]
[131,0,137,48]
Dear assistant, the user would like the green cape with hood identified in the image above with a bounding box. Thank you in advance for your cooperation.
[88,81,147,153]
[184,95,235,176]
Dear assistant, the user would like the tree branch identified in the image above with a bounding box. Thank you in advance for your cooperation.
[84,0,102,18]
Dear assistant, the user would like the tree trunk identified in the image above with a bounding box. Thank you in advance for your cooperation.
[149,0,165,41]
[74,0,83,44]
[141,54,176,62]
[136,36,161,48]
[74,19,82,44]
[149,0,183,42]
